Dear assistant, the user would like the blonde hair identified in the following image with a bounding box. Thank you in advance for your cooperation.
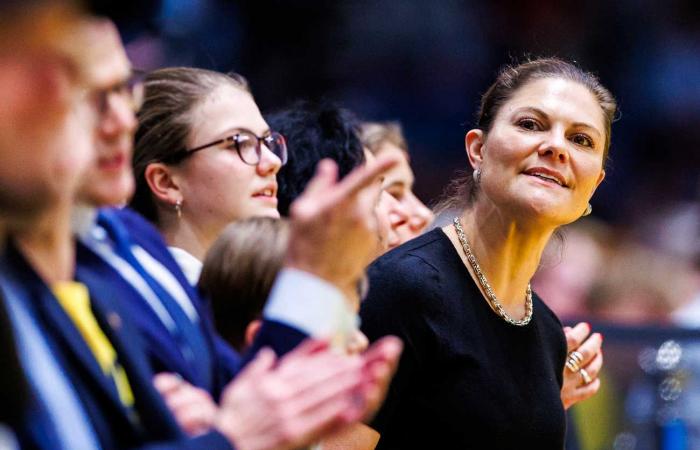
[359,121,408,155]
[198,217,289,351]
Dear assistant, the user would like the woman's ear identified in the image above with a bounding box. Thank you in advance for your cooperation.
[465,129,485,171]
[144,162,182,206]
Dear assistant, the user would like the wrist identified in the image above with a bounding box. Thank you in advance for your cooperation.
[213,412,245,450]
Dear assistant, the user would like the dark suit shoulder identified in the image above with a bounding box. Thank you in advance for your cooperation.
[107,207,167,244]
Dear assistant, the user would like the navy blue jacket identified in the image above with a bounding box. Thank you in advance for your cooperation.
[80,208,307,399]
[0,242,233,450]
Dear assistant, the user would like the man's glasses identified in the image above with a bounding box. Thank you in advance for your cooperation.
[90,69,146,116]
[162,130,288,166]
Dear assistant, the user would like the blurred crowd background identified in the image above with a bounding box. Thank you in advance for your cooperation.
[104,1,699,448]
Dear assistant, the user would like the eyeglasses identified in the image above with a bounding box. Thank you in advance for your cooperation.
[164,130,288,166]
[90,69,146,116]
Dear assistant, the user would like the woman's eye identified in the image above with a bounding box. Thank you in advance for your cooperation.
[571,134,593,147]
[517,118,540,131]
[387,188,405,200]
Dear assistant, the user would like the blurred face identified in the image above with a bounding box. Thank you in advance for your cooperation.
[375,142,434,244]
[173,84,282,236]
[0,16,101,222]
[364,149,409,256]
[470,77,606,226]
[77,23,137,207]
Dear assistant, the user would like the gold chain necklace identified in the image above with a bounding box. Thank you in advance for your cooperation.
[453,217,533,326]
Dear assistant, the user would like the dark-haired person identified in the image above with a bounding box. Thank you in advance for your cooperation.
[359,121,435,248]
[359,122,599,416]
[267,101,410,267]
[267,101,412,450]
[360,58,610,449]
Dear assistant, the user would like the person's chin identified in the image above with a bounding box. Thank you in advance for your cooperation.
[254,206,280,219]
[92,179,134,207]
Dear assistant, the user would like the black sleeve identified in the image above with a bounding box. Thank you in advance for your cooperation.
[360,253,443,434]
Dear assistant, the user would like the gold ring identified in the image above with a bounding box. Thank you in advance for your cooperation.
[579,367,593,385]
[566,351,583,373]
[569,350,584,365]
[566,360,579,373]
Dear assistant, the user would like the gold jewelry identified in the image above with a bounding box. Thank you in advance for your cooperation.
[175,199,183,219]
[453,217,533,326]
[566,350,584,373]
[579,367,593,385]
[566,359,580,373]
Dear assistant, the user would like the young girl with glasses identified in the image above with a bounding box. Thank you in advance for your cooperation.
[130,68,287,284]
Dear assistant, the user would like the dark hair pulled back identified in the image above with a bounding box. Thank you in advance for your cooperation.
[130,67,250,224]
[435,57,617,214]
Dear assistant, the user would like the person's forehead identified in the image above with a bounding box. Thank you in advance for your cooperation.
[73,20,131,90]
[0,3,82,52]
[501,78,606,133]
[377,143,413,185]
[188,85,267,144]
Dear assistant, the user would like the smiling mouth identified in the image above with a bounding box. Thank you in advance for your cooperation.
[529,173,563,186]
[523,169,568,188]
[254,188,275,197]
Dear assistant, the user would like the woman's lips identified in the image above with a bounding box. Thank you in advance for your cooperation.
[252,187,278,205]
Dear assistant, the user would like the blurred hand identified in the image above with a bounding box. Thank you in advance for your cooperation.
[153,373,217,436]
[561,322,603,409]
[214,336,402,450]
[357,336,402,422]
[285,155,400,294]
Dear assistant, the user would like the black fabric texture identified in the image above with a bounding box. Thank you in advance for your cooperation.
[361,228,567,450]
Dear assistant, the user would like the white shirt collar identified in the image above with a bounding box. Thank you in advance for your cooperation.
[167,246,203,286]
[71,204,99,240]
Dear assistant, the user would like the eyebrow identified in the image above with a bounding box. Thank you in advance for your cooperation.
[216,126,271,139]
[385,179,413,190]
[513,106,602,138]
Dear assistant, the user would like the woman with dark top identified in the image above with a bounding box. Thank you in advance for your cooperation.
[360,57,614,449]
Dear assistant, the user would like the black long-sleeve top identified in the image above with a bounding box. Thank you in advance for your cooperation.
[361,228,567,449]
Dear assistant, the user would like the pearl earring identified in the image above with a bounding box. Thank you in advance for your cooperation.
[582,203,592,217]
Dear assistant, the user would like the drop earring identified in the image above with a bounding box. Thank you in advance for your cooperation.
[175,199,183,219]
[473,168,481,185]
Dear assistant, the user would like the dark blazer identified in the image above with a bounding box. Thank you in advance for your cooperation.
[0,242,233,450]
[79,208,307,398]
